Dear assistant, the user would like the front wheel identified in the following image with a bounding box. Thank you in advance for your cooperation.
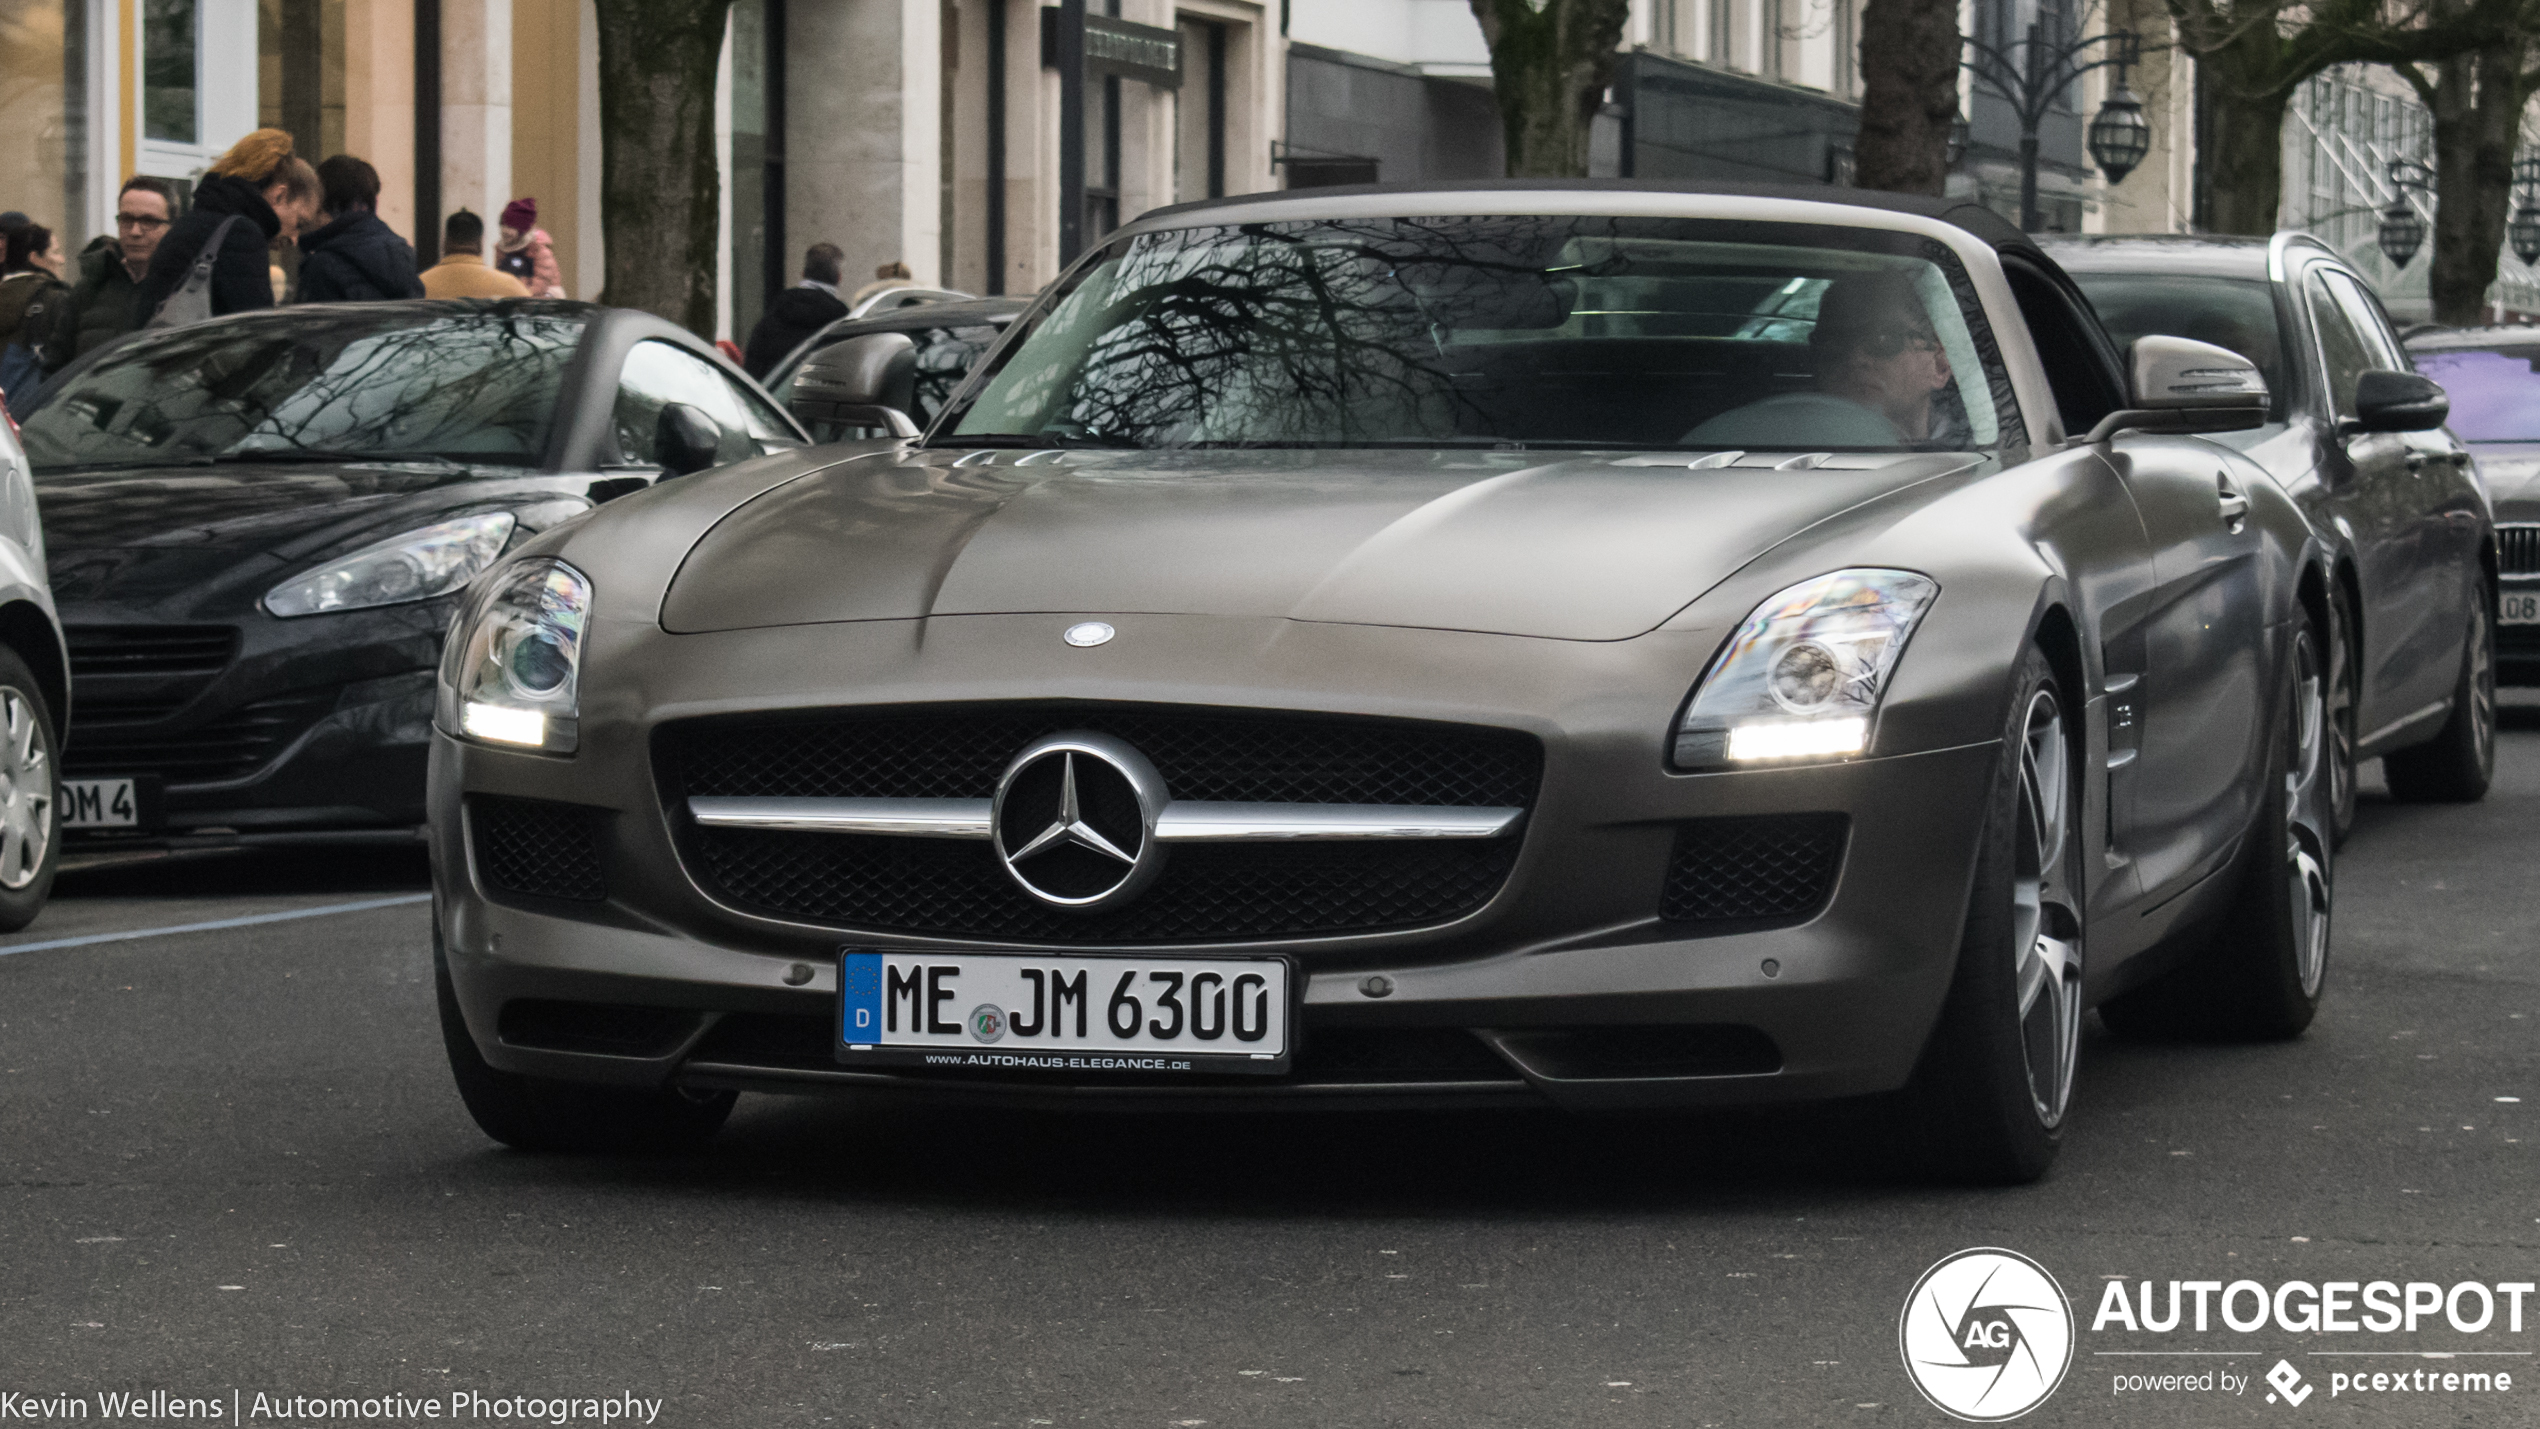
[0,651,63,932]
[2383,601,2494,803]
[1891,645,2083,1185]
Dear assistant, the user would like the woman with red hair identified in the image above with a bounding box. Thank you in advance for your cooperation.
[135,127,322,323]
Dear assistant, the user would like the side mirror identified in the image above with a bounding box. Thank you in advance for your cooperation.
[655,402,724,477]
[2083,335,2270,443]
[790,332,921,439]
[2351,369,2449,433]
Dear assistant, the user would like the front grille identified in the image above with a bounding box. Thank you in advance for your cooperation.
[65,624,238,727]
[661,706,1540,943]
[684,1013,1525,1085]
[471,796,608,902]
[2502,524,2540,577]
[63,687,339,782]
[1660,814,1848,925]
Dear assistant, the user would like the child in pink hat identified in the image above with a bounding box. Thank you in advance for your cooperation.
[494,198,565,298]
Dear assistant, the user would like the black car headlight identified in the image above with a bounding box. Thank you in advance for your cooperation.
[263,512,518,617]
[443,557,591,754]
[1674,569,1939,769]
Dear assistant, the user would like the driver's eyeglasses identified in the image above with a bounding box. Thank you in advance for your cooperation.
[1826,324,1941,359]
[115,213,169,231]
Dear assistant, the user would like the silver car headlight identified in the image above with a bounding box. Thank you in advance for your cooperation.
[1674,569,1940,769]
[444,557,591,754]
[264,512,517,617]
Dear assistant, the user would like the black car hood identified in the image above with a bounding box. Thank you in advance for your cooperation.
[37,460,559,609]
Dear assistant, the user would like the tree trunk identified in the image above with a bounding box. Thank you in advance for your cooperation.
[593,0,734,335]
[2198,82,2293,235]
[1853,0,1962,195]
[1469,0,1634,177]
[2423,41,2529,326]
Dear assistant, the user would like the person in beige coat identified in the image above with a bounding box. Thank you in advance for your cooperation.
[420,210,530,300]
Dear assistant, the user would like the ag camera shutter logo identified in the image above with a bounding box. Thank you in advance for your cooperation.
[1900,1248,2076,1421]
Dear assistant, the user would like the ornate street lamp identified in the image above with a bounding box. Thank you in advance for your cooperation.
[1963,29,2149,231]
[2513,155,2540,267]
[2379,158,2433,269]
[1946,111,1971,171]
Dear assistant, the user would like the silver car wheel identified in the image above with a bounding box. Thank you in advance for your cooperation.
[2285,633,2333,998]
[2468,605,2496,775]
[0,688,53,892]
[2011,686,2080,1130]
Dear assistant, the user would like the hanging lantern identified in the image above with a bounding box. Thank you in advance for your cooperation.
[2087,87,2153,184]
[1946,112,1971,170]
[2513,205,2540,266]
[2379,200,2426,269]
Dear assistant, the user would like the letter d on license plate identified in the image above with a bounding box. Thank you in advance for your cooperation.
[837,949,1291,1075]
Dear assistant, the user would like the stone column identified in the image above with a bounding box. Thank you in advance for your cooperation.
[788,0,944,290]
[439,0,513,237]
[344,0,418,242]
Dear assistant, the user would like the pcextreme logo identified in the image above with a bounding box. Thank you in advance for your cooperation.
[1899,1248,2077,1421]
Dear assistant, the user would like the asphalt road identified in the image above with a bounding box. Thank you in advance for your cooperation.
[4,705,2538,1428]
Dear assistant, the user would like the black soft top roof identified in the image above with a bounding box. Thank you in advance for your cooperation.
[1134,178,2042,260]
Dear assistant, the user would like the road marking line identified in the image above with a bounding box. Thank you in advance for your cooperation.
[0,893,431,957]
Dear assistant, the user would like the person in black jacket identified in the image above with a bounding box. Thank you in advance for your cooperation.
[741,243,850,378]
[133,128,322,324]
[296,155,424,303]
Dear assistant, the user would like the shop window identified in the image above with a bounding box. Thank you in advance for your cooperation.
[145,0,200,144]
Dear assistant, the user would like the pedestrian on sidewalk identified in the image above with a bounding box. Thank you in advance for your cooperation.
[850,259,917,309]
[297,156,425,303]
[420,210,531,300]
[0,223,68,404]
[492,199,565,298]
[134,128,323,324]
[41,177,176,370]
[741,242,848,378]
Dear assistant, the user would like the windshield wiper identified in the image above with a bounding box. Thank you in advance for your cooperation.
[206,451,472,468]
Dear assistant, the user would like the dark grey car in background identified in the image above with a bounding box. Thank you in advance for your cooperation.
[426,183,2425,1185]
[2406,325,2540,684]
[763,297,1027,442]
[2047,233,2496,825]
[23,301,803,847]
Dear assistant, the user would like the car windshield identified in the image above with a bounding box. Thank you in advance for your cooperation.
[2068,272,2286,409]
[22,309,584,472]
[2408,346,2540,442]
[943,215,2023,452]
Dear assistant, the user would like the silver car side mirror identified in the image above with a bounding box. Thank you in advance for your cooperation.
[2084,336,2269,443]
[789,332,922,439]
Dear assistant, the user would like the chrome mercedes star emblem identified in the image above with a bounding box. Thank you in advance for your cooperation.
[991,731,1170,910]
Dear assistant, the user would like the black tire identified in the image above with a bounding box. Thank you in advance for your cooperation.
[2383,600,2494,803]
[1891,644,2083,1185]
[2100,611,2333,1041]
[436,929,734,1153]
[0,648,63,932]
[2325,591,2359,845]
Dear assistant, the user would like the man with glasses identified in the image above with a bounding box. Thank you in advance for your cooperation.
[40,177,179,373]
[1687,270,1965,447]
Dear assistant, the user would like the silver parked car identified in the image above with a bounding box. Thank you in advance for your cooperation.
[0,400,69,927]
[432,185,2433,1183]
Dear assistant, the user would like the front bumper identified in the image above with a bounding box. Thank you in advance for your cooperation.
[429,611,2003,1112]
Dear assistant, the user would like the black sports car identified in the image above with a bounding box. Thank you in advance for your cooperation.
[22,300,805,845]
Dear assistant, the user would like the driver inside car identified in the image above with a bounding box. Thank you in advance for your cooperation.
[1688,271,1964,447]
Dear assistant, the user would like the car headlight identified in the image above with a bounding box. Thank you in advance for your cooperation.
[264,512,517,617]
[1674,569,1939,769]
[445,558,591,754]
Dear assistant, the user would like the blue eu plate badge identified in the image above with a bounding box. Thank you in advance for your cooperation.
[840,952,882,1047]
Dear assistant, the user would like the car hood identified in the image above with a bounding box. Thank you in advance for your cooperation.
[36,460,561,608]
[660,448,1979,641]
[2475,442,2540,518]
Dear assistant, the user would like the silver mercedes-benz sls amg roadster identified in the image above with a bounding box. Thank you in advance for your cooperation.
[427,182,2490,1182]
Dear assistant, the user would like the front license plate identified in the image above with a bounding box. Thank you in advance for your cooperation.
[837,950,1292,1075]
[62,777,150,829]
[2503,590,2540,626]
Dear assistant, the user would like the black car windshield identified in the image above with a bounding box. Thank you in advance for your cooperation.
[942,215,2023,451]
[22,309,584,472]
[2069,272,2286,410]
[2409,346,2540,442]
